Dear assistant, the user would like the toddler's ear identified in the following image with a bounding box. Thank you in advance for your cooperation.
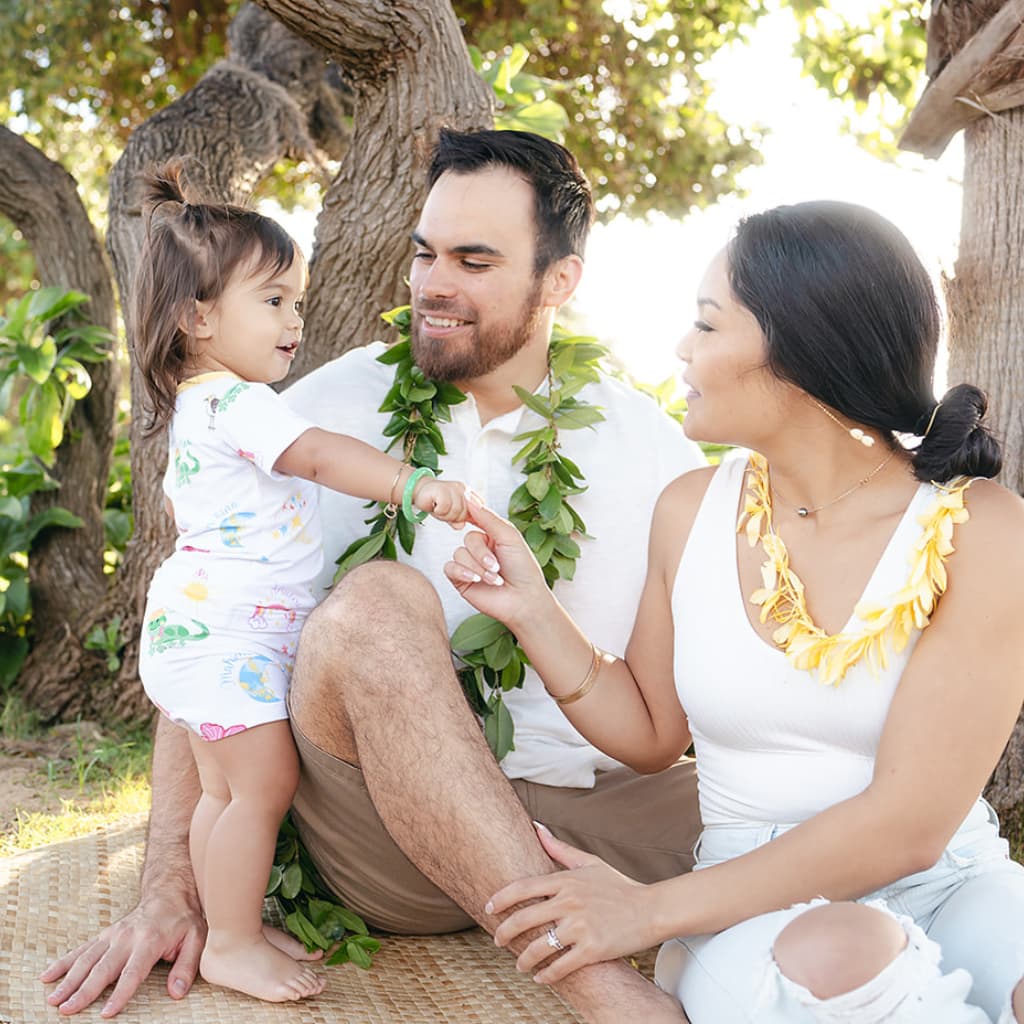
[178,299,214,340]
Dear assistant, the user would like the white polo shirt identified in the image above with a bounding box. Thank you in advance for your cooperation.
[283,342,705,787]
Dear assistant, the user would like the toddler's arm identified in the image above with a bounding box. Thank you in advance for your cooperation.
[275,428,468,524]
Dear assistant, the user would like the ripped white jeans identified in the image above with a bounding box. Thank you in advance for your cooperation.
[655,799,1024,1023]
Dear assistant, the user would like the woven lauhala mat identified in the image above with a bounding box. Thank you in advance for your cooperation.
[0,817,590,1023]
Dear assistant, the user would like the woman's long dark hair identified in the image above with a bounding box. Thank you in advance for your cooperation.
[728,201,1001,482]
[132,159,298,434]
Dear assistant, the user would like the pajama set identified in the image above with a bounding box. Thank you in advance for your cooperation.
[139,372,322,741]
[658,456,1024,1023]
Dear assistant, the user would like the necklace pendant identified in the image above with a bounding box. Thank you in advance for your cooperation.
[797,507,810,517]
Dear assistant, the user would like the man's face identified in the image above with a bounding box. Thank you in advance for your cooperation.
[409,168,546,382]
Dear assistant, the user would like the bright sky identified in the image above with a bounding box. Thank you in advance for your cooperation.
[573,5,964,387]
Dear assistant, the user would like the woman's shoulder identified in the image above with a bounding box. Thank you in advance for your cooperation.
[650,464,723,556]
[946,477,1024,579]
[658,463,719,507]
[657,451,746,511]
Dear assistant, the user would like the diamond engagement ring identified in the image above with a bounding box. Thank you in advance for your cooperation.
[546,926,565,952]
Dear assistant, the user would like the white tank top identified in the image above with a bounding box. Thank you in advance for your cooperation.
[672,456,941,826]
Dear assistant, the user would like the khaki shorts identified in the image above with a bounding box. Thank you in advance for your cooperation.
[289,712,701,935]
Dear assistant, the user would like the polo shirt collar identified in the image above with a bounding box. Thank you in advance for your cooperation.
[450,374,552,436]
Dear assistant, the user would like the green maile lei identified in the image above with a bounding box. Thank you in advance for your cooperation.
[335,304,608,762]
[267,817,380,968]
[270,309,604,965]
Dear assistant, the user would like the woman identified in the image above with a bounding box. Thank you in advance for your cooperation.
[444,201,1024,1023]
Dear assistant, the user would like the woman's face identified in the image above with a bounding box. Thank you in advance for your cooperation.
[676,248,793,448]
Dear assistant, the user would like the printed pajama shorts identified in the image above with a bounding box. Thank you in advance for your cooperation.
[139,599,303,741]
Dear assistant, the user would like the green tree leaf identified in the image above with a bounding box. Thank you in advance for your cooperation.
[0,633,28,688]
[22,381,64,462]
[17,335,58,384]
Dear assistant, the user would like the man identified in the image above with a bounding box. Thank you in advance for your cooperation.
[42,129,704,1022]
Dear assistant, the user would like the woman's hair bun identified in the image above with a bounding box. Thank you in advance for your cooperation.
[912,383,1001,482]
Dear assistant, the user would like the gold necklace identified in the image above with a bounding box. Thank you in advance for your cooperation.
[737,452,972,685]
[770,450,897,518]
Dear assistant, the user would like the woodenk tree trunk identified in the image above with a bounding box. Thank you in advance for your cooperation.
[16,0,491,721]
[0,126,119,713]
[947,110,1024,823]
[901,0,1024,827]
[255,0,494,378]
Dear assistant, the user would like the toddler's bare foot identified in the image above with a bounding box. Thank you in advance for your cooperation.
[201,932,325,1002]
[263,924,324,961]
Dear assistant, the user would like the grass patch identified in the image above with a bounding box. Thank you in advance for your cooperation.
[44,724,153,795]
[0,704,154,856]
[0,776,151,856]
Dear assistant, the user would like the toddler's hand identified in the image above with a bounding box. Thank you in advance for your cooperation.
[414,479,470,526]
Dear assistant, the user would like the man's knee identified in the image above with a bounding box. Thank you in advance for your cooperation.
[314,561,444,636]
[1012,974,1024,1022]
[772,902,907,1000]
[295,560,449,703]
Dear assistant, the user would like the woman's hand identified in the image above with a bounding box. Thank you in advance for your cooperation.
[485,824,661,984]
[443,501,552,630]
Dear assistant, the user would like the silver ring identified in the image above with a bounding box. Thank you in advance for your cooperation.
[545,925,565,952]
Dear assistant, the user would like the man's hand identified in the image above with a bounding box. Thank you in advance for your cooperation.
[40,891,205,1017]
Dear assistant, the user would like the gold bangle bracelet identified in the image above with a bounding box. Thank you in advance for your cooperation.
[555,642,605,707]
[384,465,407,519]
[388,465,407,506]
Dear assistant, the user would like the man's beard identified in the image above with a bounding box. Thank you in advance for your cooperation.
[411,279,544,382]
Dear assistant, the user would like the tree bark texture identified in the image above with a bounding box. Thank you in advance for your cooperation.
[944,107,1024,819]
[7,3,337,720]
[0,126,120,715]
[25,0,490,721]
[91,3,344,722]
[256,0,493,379]
[901,0,1024,158]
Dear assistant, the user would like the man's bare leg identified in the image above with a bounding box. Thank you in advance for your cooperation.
[290,562,686,1023]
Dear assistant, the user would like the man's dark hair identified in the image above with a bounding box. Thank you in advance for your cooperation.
[428,128,594,274]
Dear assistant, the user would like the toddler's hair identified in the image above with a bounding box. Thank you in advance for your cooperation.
[132,160,300,433]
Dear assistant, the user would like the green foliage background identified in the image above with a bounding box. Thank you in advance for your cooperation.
[1,1,931,302]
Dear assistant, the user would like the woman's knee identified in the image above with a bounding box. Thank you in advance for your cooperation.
[1012,975,1024,1022]
[772,902,907,1000]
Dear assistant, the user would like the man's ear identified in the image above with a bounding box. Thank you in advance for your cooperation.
[541,254,584,309]
[179,299,214,340]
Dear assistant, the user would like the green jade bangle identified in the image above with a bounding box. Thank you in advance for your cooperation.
[402,466,436,523]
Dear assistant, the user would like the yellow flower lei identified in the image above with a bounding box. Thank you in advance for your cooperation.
[737,452,972,686]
